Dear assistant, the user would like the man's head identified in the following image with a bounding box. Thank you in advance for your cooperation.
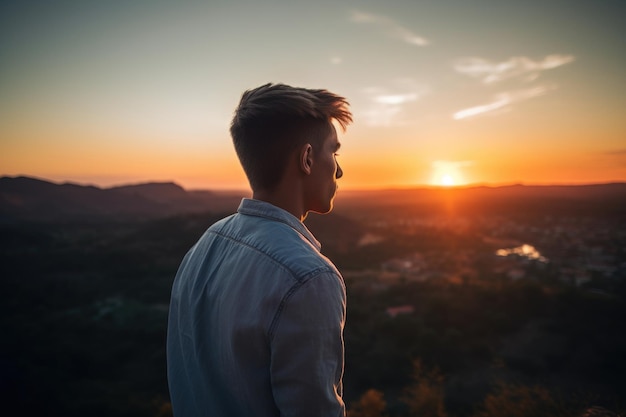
[230,83,352,198]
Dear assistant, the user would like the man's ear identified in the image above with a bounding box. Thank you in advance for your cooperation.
[300,143,313,175]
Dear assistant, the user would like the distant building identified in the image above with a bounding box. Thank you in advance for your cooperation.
[386,305,415,318]
[507,268,525,280]
[357,233,385,246]
[382,259,413,272]
[381,253,425,276]
[558,267,592,286]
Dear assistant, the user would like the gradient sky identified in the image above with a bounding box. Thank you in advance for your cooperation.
[1,0,625,190]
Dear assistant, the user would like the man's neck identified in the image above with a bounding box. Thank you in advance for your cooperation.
[252,188,307,222]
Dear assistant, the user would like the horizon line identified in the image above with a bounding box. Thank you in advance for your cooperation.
[3,174,626,193]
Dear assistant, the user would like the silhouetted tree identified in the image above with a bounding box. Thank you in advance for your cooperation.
[472,382,561,417]
[154,400,172,417]
[348,389,388,417]
[401,359,447,417]
[579,406,621,417]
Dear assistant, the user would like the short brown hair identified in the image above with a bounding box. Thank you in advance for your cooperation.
[230,83,352,191]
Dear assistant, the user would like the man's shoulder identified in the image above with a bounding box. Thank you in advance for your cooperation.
[207,212,339,281]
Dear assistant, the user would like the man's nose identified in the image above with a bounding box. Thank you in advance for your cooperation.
[336,162,343,179]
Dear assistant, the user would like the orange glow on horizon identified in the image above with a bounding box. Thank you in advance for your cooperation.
[429,160,469,187]
[1,2,625,192]
[2,127,626,191]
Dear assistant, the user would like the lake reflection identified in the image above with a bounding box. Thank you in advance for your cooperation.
[496,244,548,263]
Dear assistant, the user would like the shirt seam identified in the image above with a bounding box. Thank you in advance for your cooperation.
[207,228,334,281]
[267,270,341,341]
[237,201,321,250]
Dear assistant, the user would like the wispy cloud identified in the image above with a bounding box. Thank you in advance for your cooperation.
[454,55,575,84]
[453,86,553,120]
[330,56,342,65]
[350,10,429,46]
[362,78,429,126]
[432,160,474,169]
[605,149,626,167]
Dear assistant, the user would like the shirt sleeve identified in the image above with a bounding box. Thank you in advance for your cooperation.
[269,271,347,417]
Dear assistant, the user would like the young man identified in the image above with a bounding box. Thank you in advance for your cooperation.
[167,83,352,416]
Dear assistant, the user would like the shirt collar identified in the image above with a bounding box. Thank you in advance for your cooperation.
[237,198,322,251]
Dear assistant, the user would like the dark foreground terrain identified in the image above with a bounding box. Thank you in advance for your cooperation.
[2,176,625,416]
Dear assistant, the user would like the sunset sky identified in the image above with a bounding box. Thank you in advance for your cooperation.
[1,0,625,190]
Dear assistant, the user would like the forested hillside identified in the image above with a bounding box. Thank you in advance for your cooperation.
[2,177,625,416]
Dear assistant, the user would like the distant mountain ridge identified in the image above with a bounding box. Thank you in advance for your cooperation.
[2,175,626,223]
[109,181,191,202]
[336,182,626,217]
[0,176,246,223]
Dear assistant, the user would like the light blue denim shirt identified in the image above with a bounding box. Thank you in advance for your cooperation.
[167,198,346,417]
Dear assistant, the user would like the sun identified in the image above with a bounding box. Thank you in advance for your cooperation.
[430,160,470,187]
[440,174,456,187]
